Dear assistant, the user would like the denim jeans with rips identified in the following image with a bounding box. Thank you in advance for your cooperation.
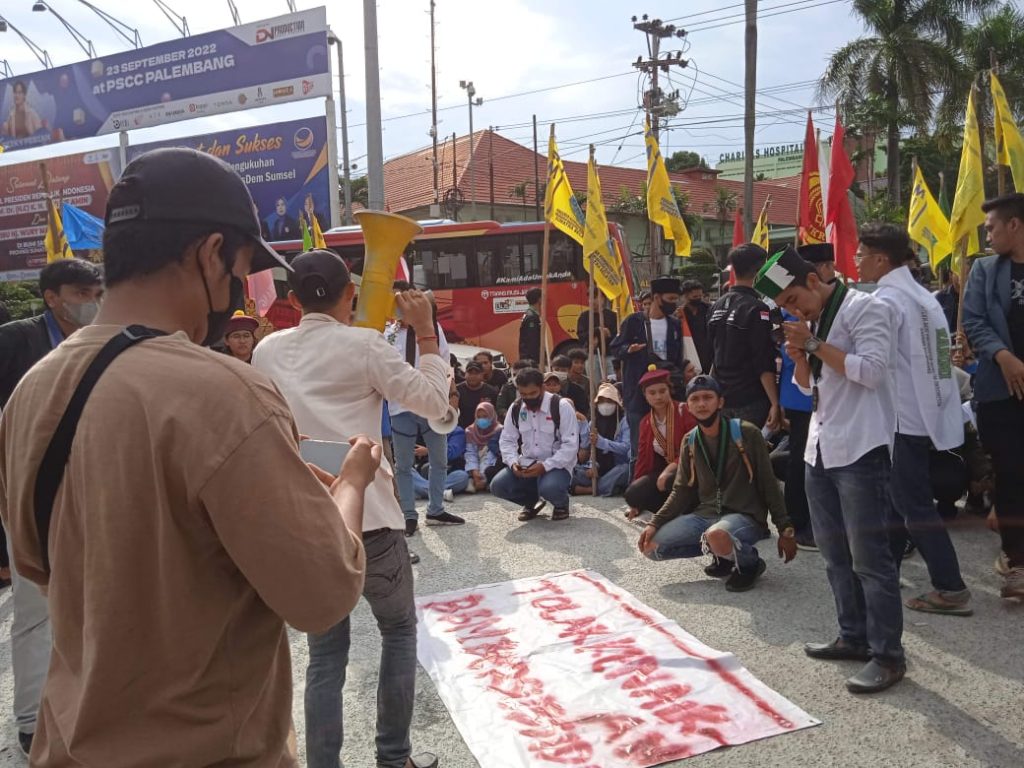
[645,512,768,571]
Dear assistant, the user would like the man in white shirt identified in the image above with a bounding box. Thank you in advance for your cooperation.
[491,368,579,521]
[755,245,905,695]
[252,250,447,768]
[856,224,971,616]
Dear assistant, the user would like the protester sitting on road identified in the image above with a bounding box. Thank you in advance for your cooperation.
[572,383,631,497]
[414,385,470,501]
[464,401,503,492]
[551,354,591,417]
[223,310,258,363]
[492,368,579,521]
[474,349,508,389]
[457,361,499,429]
[451,353,466,384]
[638,375,797,592]
[497,359,533,420]
[624,366,697,520]
[568,348,592,392]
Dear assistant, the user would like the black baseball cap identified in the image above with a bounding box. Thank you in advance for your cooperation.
[465,361,484,373]
[105,147,291,274]
[288,249,351,305]
[686,374,723,398]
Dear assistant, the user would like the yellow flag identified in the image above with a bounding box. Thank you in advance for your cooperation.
[583,149,629,318]
[311,212,327,249]
[992,72,1024,193]
[908,167,952,270]
[543,128,585,244]
[752,199,771,251]
[645,120,691,257]
[949,89,985,268]
[44,198,74,263]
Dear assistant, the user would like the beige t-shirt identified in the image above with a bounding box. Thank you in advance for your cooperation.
[0,325,365,767]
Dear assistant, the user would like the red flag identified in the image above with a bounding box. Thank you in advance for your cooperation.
[826,115,858,279]
[798,113,826,244]
[731,209,744,247]
[247,271,277,317]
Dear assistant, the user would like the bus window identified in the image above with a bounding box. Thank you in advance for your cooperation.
[475,236,501,285]
[495,235,523,283]
[522,232,542,276]
[419,238,475,289]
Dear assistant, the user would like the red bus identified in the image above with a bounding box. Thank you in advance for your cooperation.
[265,219,636,362]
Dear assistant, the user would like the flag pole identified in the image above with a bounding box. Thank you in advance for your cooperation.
[992,51,1007,197]
[39,161,59,258]
[539,125,555,370]
[588,144,600,495]
[955,236,968,337]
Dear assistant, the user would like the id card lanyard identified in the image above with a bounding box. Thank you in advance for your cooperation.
[695,417,729,514]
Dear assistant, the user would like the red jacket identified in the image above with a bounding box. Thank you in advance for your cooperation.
[634,403,698,480]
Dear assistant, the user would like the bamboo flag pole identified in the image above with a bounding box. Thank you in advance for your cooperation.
[538,125,554,370]
[39,161,59,257]
[992,51,1007,197]
[588,251,598,496]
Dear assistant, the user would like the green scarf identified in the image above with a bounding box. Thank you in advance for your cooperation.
[810,281,848,381]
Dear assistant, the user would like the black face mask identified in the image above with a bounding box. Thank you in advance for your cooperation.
[696,410,720,428]
[523,395,544,411]
[200,261,246,347]
[659,299,678,316]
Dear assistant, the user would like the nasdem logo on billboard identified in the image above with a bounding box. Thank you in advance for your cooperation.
[293,128,314,152]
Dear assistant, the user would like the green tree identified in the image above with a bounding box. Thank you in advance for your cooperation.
[819,0,994,207]
[0,282,42,320]
[350,175,369,207]
[664,151,707,172]
[702,186,738,264]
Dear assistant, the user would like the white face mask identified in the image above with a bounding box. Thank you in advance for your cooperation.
[597,402,618,417]
[62,300,100,328]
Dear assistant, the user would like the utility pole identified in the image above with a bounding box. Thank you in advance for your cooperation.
[328,31,352,225]
[459,80,483,220]
[743,1,757,239]
[364,0,385,211]
[430,0,441,216]
[533,114,541,220]
[632,15,687,275]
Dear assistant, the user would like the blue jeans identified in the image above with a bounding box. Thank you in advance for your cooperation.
[645,512,767,570]
[390,411,447,520]
[626,408,644,477]
[806,446,905,665]
[572,463,630,497]
[413,468,470,498]
[305,530,417,768]
[490,467,572,509]
[888,433,967,593]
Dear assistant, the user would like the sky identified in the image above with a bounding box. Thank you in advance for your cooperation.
[0,0,866,175]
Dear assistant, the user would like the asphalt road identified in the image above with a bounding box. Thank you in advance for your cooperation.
[1,493,1022,767]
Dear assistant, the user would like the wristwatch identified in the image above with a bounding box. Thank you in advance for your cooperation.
[803,336,822,355]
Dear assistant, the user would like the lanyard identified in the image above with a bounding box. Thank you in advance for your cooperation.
[695,417,729,490]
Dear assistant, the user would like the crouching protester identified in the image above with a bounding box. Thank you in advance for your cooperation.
[492,368,579,521]
[637,375,797,592]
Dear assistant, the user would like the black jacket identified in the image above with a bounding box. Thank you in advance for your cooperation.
[518,308,541,364]
[609,311,683,414]
[0,314,53,408]
[576,308,618,347]
[707,286,777,408]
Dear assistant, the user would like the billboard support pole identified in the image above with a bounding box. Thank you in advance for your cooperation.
[118,131,129,172]
[363,0,385,211]
[324,29,341,230]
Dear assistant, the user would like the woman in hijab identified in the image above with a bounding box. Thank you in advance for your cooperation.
[573,383,631,497]
[464,401,503,492]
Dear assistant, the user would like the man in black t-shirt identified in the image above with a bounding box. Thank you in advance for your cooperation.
[707,244,781,430]
[473,350,508,389]
[457,361,499,428]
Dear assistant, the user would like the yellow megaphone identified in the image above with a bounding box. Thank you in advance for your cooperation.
[352,210,424,332]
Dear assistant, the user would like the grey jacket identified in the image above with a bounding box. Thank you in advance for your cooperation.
[962,254,1015,403]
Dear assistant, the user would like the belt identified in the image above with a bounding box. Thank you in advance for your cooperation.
[363,527,393,538]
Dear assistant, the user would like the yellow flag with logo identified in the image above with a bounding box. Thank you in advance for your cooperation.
[752,199,771,251]
[44,198,74,263]
[543,127,585,244]
[992,72,1024,193]
[908,167,952,270]
[949,89,984,268]
[583,148,629,318]
[645,120,691,257]
[311,212,327,249]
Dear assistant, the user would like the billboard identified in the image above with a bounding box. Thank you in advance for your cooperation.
[128,116,331,240]
[1,149,121,280]
[0,8,329,154]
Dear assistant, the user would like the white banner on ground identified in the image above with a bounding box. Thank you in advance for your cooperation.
[417,570,819,767]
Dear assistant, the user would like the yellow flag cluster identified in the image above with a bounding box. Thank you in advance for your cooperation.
[752,198,771,251]
[908,167,952,270]
[992,72,1024,193]
[949,88,985,268]
[44,198,74,263]
[583,148,631,319]
[644,120,691,257]
[543,129,585,245]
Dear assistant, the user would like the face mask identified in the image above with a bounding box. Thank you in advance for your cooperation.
[696,410,720,428]
[475,417,493,430]
[597,403,618,417]
[522,395,544,411]
[62,300,99,328]
[200,258,245,347]
[659,300,678,316]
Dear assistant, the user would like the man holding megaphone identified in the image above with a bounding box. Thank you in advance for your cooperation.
[252,249,448,768]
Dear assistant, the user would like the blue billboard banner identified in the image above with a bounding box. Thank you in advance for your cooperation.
[0,8,329,155]
[128,116,332,238]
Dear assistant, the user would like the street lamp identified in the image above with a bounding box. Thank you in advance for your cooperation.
[74,1,143,48]
[0,15,54,68]
[32,2,97,59]
[459,80,483,219]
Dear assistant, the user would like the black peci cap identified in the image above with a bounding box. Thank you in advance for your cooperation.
[798,242,835,264]
[105,147,291,274]
[288,249,351,305]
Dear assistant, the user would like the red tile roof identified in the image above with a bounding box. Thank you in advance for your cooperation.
[383,130,801,226]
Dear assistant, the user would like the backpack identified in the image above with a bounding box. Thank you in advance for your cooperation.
[684,418,754,487]
[511,394,562,450]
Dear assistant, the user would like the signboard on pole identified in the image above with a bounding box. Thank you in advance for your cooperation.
[129,116,331,241]
[0,8,329,155]
[1,149,121,281]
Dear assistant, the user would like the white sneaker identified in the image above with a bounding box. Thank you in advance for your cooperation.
[464,482,477,494]
[443,489,455,503]
[995,551,1010,576]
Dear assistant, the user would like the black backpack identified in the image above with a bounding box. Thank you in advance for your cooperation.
[510,394,563,449]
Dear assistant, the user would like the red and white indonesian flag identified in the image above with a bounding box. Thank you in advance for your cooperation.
[417,570,818,767]
[247,271,277,317]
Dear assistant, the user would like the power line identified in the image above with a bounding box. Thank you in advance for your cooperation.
[687,0,848,34]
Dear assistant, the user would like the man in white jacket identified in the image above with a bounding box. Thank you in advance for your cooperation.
[856,223,971,616]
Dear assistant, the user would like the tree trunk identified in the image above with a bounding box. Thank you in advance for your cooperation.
[743,0,758,238]
[886,83,900,206]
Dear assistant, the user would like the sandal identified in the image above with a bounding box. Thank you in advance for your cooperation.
[905,592,973,617]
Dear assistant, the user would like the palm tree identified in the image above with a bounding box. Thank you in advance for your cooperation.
[819,0,995,206]
[703,186,738,264]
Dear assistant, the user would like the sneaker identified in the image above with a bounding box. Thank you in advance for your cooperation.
[426,511,465,526]
[725,558,766,592]
[464,482,477,494]
[518,501,545,521]
[443,489,455,503]
[703,557,733,578]
[18,731,32,756]
[405,519,418,538]
[995,551,1010,576]
[409,551,421,565]
[1001,567,1024,599]
[795,530,818,551]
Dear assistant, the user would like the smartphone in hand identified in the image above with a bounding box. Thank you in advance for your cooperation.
[300,440,351,475]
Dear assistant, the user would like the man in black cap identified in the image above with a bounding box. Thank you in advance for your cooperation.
[610,275,685,465]
[707,244,781,430]
[799,242,838,284]
[0,148,374,765]
[253,249,447,768]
